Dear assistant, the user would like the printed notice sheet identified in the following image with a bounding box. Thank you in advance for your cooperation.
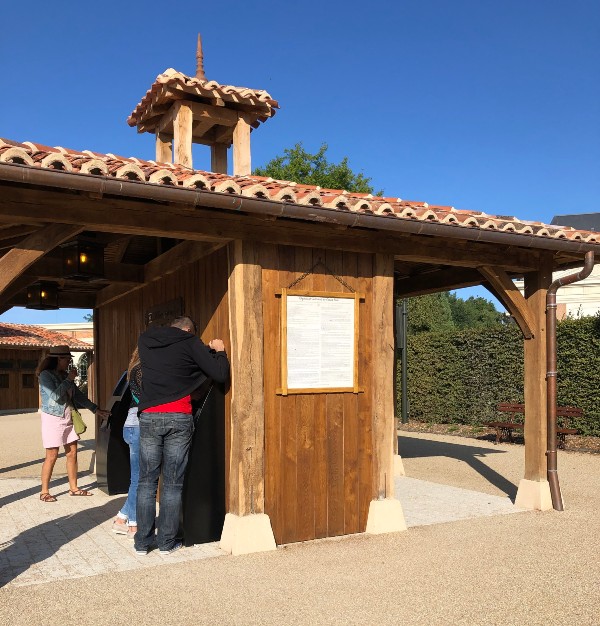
[286,295,355,389]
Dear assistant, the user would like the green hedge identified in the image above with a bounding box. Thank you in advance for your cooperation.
[398,315,600,436]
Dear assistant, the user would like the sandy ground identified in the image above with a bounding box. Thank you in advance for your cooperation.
[1,415,599,625]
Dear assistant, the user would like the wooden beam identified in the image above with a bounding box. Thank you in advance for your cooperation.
[395,238,540,272]
[372,254,395,499]
[0,223,82,299]
[173,101,193,168]
[478,266,534,339]
[395,266,487,297]
[0,225,38,241]
[522,256,553,482]
[95,240,227,307]
[0,186,546,271]
[211,144,228,174]
[189,101,238,127]
[7,291,97,309]
[24,257,142,285]
[226,239,266,515]
[232,113,251,176]
[156,132,173,164]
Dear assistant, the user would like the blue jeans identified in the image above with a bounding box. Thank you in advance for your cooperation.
[135,412,194,552]
[119,425,140,524]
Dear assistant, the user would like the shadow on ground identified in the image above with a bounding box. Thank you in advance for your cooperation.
[398,435,518,501]
[0,500,121,587]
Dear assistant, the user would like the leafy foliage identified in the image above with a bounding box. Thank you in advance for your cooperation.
[254,143,380,194]
[406,294,455,335]
[446,293,506,329]
[404,292,505,335]
[398,315,600,436]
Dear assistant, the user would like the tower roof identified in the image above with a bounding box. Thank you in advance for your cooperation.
[127,68,278,141]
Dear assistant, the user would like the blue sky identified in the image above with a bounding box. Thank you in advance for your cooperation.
[1,0,598,323]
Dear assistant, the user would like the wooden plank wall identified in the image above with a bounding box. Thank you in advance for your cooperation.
[0,348,40,410]
[260,244,374,545]
[97,246,230,405]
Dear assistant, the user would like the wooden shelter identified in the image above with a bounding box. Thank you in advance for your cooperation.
[1,43,599,552]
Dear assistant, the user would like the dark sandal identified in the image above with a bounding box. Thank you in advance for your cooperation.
[68,489,93,496]
[40,492,57,502]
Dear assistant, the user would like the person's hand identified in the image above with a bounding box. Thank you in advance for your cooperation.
[67,367,78,381]
[209,338,225,352]
[96,409,110,420]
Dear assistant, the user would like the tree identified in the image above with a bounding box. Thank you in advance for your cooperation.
[254,143,381,194]
[406,294,455,335]
[404,292,504,335]
[446,293,505,329]
[83,313,93,322]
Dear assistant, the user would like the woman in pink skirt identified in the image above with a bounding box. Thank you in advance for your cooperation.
[37,345,110,502]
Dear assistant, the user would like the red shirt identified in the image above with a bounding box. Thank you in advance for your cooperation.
[143,395,192,414]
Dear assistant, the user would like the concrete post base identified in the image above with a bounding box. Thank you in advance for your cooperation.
[393,454,405,477]
[515,478,553,511]
[219,513,277,556]
[365,498,407,535]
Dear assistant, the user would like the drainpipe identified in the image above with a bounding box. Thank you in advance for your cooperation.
[546,251,594,511]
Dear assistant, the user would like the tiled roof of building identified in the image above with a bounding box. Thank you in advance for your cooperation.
[0,323,92,350]
[127,68,278,128]
[0,137,599,246]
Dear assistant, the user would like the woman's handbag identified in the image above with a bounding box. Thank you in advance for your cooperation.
[71,405,87,435]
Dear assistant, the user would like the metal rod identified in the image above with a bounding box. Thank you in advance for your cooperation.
[400,298,409,424]
[546,251,595,511]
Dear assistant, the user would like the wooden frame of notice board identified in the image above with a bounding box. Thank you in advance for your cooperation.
[277,289,364,395]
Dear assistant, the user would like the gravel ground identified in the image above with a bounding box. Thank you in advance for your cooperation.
[1,416,599,625]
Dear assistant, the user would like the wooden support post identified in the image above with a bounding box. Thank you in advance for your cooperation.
[221,240,276,554]
[366,254,407,534]
[232,113,251,176]
[211,143,228,174]
[515,254,553,510]
[155,132,172,164]
[173,102,193,168]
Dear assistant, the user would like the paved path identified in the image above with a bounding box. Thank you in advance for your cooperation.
[1,416,599,625]
[0,471,522,588]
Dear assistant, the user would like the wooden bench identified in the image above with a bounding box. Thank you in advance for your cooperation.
[486,402,582,449]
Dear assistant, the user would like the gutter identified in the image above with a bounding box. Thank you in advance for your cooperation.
[546,251,595,511]
[0,161,599,255]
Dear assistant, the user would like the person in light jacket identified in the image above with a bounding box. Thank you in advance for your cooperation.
[37,345,110,502]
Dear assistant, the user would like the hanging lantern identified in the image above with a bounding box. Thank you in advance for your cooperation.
[61,239,105,280]
[26,281,59,310]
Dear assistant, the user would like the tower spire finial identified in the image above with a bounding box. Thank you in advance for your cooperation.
[195,33,207,81]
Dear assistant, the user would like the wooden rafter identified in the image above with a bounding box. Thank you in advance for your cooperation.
[0,186,545,271]
[478,265,534,338]
[95,240,228,307]
[0,223,82,300]
[395,266,486,297]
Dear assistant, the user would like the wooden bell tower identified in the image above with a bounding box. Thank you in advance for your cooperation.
[127,35,278,175]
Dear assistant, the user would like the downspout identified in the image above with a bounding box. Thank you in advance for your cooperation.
[546,251,594,511]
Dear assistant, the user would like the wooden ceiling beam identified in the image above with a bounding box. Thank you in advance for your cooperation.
[23,257,143,285]
[0,186,545,272]
[95,240,228,308]
[394,266,487,297]
[0,223,83,300]
[0,225,38,241]
[7,291,97,309]
[478,265,534,338]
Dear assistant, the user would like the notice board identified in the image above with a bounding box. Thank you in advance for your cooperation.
[278,289,362,395]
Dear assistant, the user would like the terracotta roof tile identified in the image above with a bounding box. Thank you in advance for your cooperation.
[0,137,599,247]
[127,68,279,129]
[0,323,92,350]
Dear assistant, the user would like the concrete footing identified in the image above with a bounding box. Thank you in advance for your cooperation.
[219,513,277,556]
[394,454,405,476]
[365,498,407,534]
[515,478,553,510]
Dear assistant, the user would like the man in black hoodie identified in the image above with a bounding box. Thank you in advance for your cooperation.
[134,316,229,556]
